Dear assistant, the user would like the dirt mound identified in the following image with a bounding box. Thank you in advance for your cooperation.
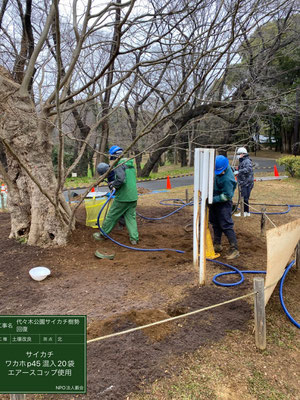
[88,309,175,342]
[137,187,151,194]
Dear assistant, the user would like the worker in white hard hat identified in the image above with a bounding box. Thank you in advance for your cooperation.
[234,147,254,217]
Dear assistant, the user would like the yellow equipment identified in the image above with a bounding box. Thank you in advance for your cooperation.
[84,197,111,228]
[206,225,220,259]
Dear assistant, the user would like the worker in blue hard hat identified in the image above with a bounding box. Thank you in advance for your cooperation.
[95,146,139,245]
[209,155,239,260]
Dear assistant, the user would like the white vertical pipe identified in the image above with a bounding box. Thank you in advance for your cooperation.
[199,151,204,188]
[193,149,201,267]
[199,150,209,285]
[208,149,215,204]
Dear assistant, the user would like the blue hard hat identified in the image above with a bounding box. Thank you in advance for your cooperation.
[109,145,123,156]
[215,155,229,175]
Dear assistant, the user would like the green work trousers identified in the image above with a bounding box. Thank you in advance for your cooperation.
[102,199,139,242]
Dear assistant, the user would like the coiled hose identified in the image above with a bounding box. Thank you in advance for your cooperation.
[208,258,299,329]
[236,203,300,215]
[207,258,266,287]
[279,260,299,328]
[137,199,193,220]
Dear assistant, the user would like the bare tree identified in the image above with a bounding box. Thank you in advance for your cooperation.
[0,0,297,246]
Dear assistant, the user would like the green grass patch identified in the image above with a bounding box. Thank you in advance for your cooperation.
[138,166,193,181]
[65,176,95,188]
[248,369,287,400]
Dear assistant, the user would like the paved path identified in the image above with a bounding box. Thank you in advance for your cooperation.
[65,156,285,199]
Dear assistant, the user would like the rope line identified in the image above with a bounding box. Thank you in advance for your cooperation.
[248,203,277,227]
[87,291,255,344]
[86,277,292,345]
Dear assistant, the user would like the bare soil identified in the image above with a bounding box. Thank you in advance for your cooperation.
[0,182,299,400]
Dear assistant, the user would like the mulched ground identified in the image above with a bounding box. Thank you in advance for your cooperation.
[0,194,298,400]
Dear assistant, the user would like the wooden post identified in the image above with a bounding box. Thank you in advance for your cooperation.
[260,207,266,236]
[193,149,201,269]
[10,395,26,399]
[185,188,189,204]
[254,277,266,350]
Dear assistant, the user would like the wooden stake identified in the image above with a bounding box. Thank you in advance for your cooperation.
[295,241,300,273]
[185,188,189,204]
[254,277,266,350]
[260,207,266,236]
[241,197,244,217]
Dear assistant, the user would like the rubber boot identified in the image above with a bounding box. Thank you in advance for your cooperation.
[93,232,106,241]
[213,243,223,253]
[226,243,239,260]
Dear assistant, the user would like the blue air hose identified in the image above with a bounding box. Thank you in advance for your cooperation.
[96,190,184,253]
[248,205,291,215]
[139,200,299,219]
[237,204,300,215]
[207,258,266,287]
[279,260,299,328]
[137,201,193,220]
[208,258,299,329]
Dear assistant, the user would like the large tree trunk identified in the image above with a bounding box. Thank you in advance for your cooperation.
[0,70,74,246]
[0,141,7,170]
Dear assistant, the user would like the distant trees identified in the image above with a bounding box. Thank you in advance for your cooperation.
[224,13,300,154]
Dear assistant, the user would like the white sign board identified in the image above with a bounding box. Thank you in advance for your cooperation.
[193,148,215,284]
[265,218,300,304]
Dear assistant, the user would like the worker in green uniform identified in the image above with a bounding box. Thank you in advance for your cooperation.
[96,146,139,245]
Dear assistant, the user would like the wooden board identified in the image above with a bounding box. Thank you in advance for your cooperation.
[265,218,300,305]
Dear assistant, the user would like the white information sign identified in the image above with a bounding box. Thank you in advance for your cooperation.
[193,148,215,285]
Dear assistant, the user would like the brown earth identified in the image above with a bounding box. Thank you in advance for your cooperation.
[0,185,299,400]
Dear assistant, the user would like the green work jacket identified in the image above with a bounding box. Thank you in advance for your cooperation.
[213,166,237,203]
[111,158,138,202]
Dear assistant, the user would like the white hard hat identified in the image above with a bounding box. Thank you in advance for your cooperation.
[237,147,248,154]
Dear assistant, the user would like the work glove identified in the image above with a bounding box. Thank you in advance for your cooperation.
[108,182,114,191]
[234,171,239,175]
[220,193,229,202]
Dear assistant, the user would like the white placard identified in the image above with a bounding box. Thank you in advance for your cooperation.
[193,148,215,285]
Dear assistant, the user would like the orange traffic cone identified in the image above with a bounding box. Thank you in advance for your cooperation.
[166,176,171,190]
[91,187,95,192]
[274,165,279,177]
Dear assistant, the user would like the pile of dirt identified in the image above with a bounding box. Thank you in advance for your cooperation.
[88,309,175,342]
[137,187,151,194]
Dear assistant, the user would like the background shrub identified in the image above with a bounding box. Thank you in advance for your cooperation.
[278,156,300,177]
